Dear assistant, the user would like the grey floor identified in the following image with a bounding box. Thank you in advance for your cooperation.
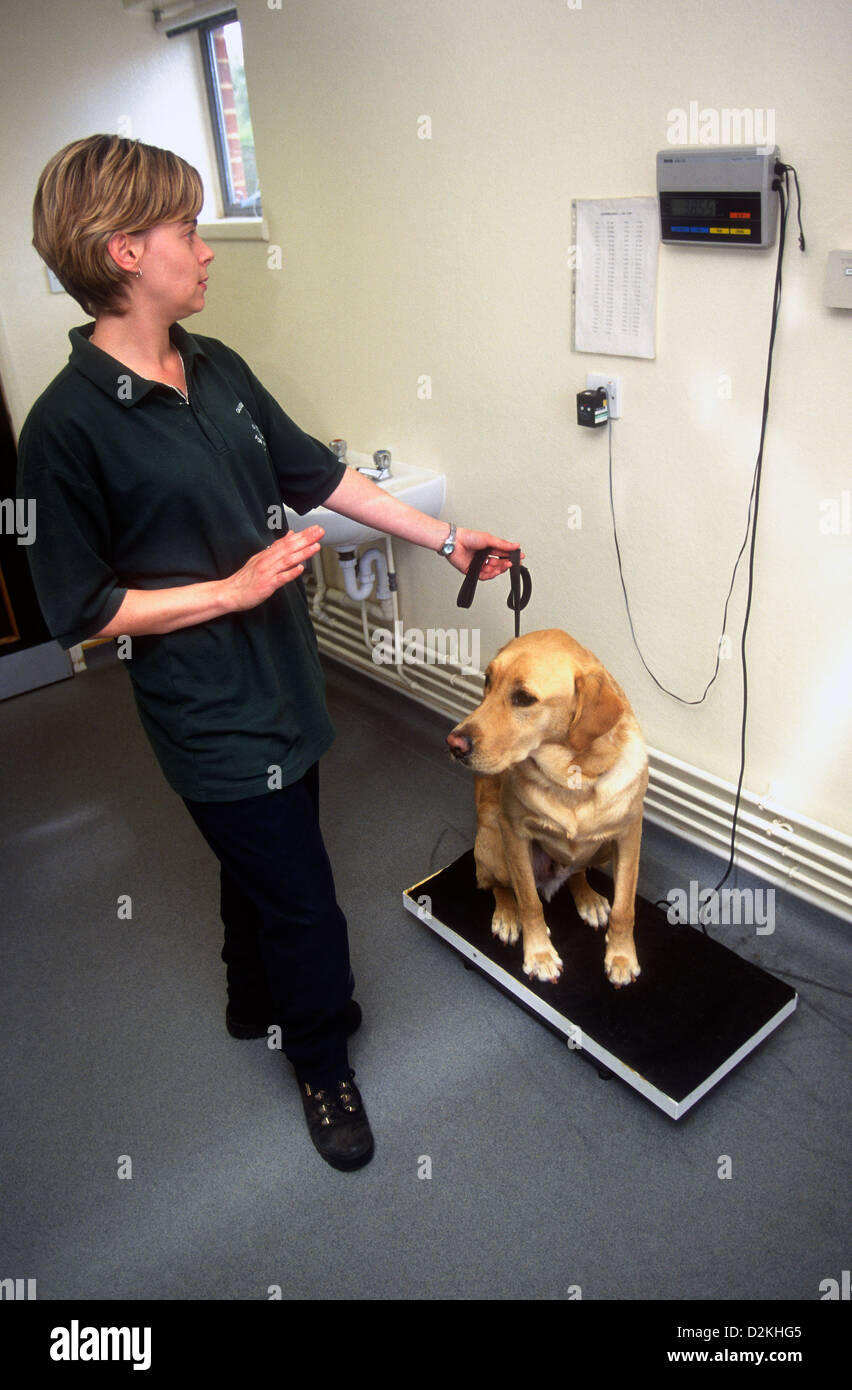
[1,647,850,1301]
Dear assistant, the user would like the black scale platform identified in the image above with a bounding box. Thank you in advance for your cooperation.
[403,849,797,1118]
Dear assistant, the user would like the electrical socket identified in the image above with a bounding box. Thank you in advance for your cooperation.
[586,373,622,419]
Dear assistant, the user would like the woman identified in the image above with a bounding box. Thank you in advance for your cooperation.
[17,135,521,1172]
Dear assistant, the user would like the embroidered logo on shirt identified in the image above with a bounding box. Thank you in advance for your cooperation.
[236,400,267,448]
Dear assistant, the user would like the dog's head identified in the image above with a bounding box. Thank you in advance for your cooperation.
[447,629,626,775]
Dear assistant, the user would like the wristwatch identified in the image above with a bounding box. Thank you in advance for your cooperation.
[438,522,457,558]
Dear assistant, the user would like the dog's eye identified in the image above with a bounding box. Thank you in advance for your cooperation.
[511,689,538,707]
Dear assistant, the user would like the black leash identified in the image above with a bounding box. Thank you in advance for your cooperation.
[456,548,531,639]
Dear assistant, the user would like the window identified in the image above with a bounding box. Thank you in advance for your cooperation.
[198,15,262,216]
[163,6,262,218]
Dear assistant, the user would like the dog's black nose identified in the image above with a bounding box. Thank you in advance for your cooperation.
[447,731,473,761]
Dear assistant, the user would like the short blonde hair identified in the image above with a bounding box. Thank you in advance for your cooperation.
[32,134,204,316]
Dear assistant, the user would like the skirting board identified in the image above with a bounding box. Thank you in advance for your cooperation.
[403,850,797,1120]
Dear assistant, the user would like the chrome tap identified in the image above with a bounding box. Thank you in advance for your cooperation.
[357,449,392,481]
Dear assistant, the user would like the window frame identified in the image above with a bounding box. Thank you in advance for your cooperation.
[190,10,261,219]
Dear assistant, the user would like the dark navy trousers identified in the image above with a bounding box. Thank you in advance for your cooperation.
[183,762,354,1088]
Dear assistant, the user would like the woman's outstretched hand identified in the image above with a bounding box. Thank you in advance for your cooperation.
[445,527,524,579]
[224,525,325,611]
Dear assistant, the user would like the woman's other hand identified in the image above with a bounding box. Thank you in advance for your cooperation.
[224,525,325,611]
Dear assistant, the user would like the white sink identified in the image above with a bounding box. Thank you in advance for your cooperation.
[285,450,447,550]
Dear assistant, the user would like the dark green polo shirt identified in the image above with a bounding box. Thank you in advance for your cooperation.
[16,322,346,801]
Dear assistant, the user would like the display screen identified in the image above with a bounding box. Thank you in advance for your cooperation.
[658,176,772,246]
[671,198,718,216]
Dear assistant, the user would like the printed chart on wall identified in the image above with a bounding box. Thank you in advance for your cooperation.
[573,197,659,358]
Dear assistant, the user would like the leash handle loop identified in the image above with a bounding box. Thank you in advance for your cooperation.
[507,555,532,638]
[456,548,531,639]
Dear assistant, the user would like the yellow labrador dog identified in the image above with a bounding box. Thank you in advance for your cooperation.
[447,629,648,987]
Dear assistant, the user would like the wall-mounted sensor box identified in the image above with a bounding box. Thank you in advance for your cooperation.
[824,251,852,309]
[657,146,779,248]
[577,387,608,428]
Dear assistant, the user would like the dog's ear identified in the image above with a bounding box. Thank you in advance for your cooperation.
[568,671,625,752]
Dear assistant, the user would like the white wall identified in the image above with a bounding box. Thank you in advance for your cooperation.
[1,0,850,839]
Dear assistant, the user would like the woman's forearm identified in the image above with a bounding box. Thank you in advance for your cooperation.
[91,526,325,639]
[322,466,451,550]
[93,580,231,638]
[321,465,521,579]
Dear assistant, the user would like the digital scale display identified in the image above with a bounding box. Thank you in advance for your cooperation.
[659,189,762,242]
[657,150,780,248]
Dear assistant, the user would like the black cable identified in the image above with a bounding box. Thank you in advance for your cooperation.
[608,414,757,705]
[707,176,788,913]
[608,181,789,706]
[777,160,805,251]
[607,167,803,926]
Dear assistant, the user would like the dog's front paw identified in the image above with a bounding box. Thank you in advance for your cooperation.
[523,941,563,983]
[604,937,640,988]
[571,879,611,930]
[491,903,520,946]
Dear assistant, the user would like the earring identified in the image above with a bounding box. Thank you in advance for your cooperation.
[134,267,142,279]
